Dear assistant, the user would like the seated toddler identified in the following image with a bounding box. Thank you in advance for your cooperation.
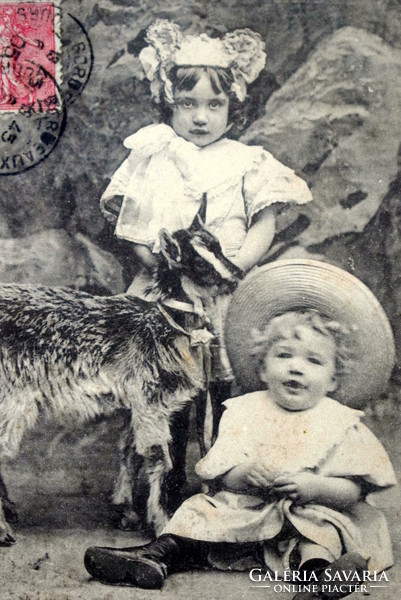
[84,310,396,599]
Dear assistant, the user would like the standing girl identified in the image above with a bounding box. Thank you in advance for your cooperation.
[100,19,312,358]
[100,20,312,505]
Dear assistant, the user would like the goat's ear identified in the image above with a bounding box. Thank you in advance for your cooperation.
[159,229,182,267]
[189,194,207,232]
[188,213,205,233]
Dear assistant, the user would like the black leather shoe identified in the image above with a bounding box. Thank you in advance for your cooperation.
[84,535,185,589]
[84,545,168,589]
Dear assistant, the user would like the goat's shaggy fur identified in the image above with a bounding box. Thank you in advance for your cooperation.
[0,225,241,544]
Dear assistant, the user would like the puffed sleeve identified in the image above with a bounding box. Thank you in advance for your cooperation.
[319,421,397,490]
[195,400,253,480]
[243,149,312,223]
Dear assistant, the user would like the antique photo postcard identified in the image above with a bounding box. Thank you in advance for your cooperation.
[0,1,400,599]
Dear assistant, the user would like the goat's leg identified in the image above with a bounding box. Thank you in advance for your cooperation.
[112,426,134,507]
[0,401,37,544]
[0,470,15,545]
[163,404,191,513]
[193,342,214,455]
[115,427,188,532]
[0,472,18,523]
[112,427,143,530]
[130,402,182,535]
[143,444,171,536]
[195,388,214,457]
[0,503,15,546]
[209,381,233,442]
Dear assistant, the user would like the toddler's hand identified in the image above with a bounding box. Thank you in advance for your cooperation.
[245,462,279,490]
[223,461,280,491]
[271,472,324,504]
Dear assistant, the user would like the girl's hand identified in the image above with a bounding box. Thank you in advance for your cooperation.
[132,243,158,272]
[231,207,275,273]
[272,473,362,509]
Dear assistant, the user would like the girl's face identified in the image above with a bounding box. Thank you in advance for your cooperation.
[260,325,337,411]
[171,71,231,147]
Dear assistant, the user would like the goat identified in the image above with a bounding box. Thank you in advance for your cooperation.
[0,220,242,545]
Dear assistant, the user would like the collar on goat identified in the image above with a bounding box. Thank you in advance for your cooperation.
[162,298,200,314]
[156,302,214,347]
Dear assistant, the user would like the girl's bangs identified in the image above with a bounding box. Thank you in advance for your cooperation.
[173,66,231,95]
[173,67,202,91]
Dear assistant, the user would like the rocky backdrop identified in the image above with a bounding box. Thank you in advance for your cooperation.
[1,0,401,389]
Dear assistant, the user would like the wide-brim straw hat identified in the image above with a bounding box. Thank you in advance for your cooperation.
[225,259,395,408]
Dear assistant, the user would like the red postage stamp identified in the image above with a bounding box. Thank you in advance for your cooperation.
[0,1,60,111]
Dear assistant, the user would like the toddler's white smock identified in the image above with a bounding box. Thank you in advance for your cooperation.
[163,392,396,573]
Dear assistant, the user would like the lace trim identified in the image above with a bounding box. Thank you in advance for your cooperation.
[188,147,265,195]
[100,195,122,224]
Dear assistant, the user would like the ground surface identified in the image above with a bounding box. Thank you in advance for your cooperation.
[1,410,400,600]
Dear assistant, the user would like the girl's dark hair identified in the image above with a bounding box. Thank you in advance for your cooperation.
[154,65,250,135]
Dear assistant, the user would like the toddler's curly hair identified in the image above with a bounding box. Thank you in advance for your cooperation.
[251,310,355,382]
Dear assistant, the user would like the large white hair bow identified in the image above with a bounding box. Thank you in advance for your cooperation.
[138,20,266,102]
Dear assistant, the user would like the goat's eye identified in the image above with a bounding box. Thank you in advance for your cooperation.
[200,232,216,245]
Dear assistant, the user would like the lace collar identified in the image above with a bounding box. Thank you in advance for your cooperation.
[123,124,263,192]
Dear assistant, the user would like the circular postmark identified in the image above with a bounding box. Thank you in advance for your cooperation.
[0,6,93,175]
[61,13,94,106]
[0,64,66,176]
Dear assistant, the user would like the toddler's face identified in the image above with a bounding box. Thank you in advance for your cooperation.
[171,71,231,147]
[260,325,337,411]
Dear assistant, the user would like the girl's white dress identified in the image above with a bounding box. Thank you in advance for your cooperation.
[101,123,312,294]
[100,124,312,380]
[163,392,396,573]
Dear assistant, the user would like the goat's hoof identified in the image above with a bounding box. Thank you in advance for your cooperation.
[3,499,19,524]
[0,529,16,546]
[118,510,141,531]
[111,504,142,531]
